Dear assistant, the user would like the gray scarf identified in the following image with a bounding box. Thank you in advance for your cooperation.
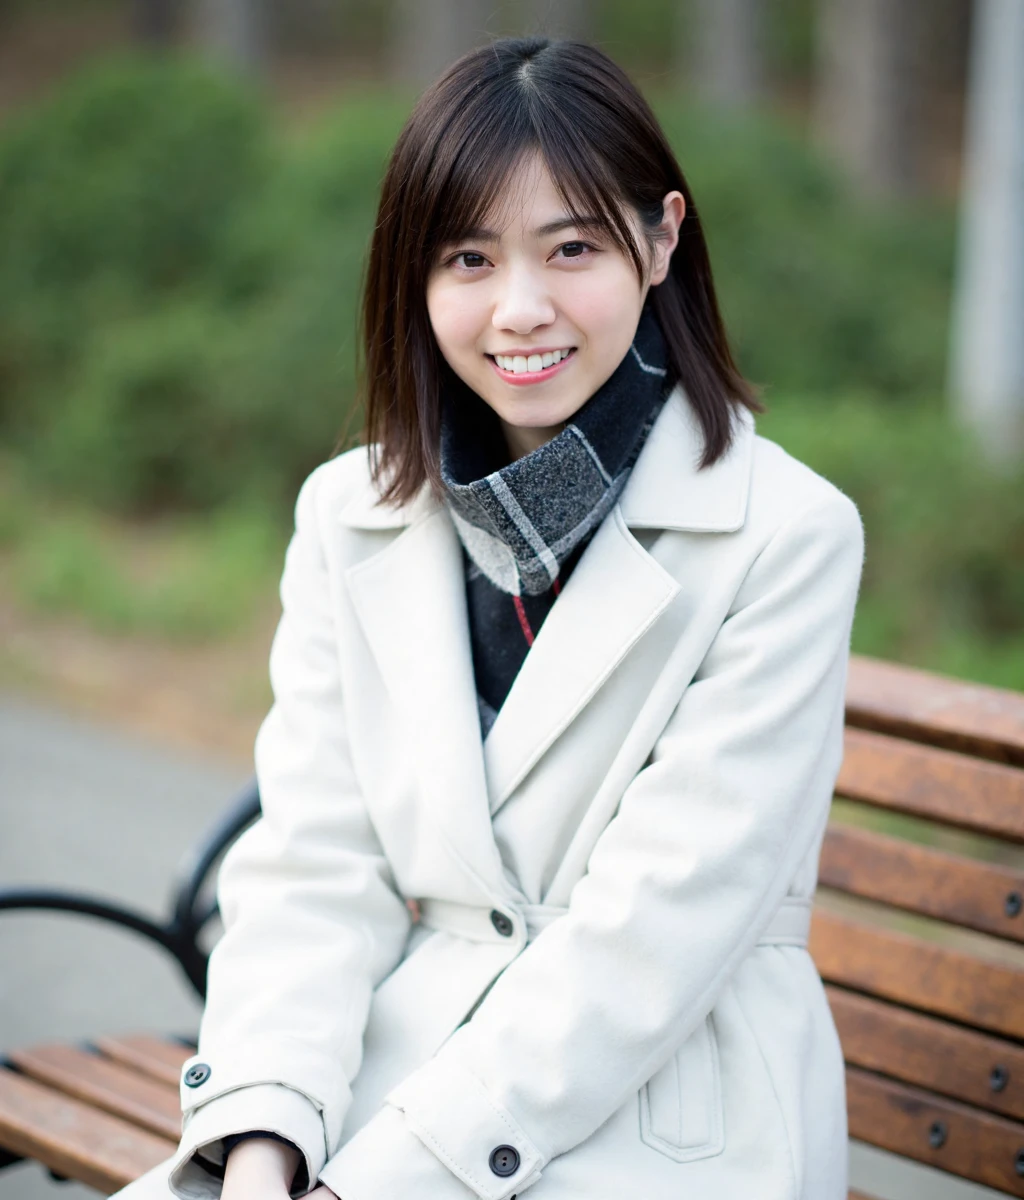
[439,302,672,596]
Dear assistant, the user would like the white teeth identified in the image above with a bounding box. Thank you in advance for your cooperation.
[493,349,573,373]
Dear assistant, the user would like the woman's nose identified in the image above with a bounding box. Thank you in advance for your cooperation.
[492,266,556,334]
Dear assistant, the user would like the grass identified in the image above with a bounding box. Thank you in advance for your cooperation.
[0,457,285,641]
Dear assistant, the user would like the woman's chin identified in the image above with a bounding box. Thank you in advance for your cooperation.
[490,392,585,432]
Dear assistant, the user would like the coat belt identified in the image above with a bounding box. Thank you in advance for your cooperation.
[416,895,812,947]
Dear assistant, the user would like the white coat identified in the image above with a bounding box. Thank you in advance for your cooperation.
[115,384,865,1200]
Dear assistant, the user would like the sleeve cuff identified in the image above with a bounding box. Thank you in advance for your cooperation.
[168,1082,327,1200]
[319,1059,543,1200]
[319,1105,478,1200]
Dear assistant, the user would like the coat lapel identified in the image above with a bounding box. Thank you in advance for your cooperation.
[482,508,680,813]
[342,499,513,898]
[482,389,756,814]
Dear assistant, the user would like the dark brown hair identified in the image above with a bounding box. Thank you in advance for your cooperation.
[359,36,762,506]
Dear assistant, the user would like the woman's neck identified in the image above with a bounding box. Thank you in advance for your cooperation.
[500,418,567,461]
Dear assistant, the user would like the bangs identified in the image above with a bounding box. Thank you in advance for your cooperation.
[414,87,649,279]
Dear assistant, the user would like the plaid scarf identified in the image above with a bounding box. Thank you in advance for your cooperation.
[440,302,672,597]
[439,304,672,735]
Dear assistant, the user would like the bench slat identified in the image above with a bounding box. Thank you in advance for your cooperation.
[820,824,1024,943]
[837,728,1024,842]
[810,911,1024,1040]
[847,1065,1024,1195]
[93,1035,193,1088]
[827,986,1024,1121]
[847,655,1024,766]
[0,1067,174,1194]
[9,1044,181,1141]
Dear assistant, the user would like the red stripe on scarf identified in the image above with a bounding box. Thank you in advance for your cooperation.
[513,595,534,647]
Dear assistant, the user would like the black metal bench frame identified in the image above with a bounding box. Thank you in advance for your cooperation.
[0,779,260,1177]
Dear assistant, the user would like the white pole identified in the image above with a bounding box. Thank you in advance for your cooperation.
[948,0,1024,466]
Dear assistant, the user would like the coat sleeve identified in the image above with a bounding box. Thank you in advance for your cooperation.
[167,463,414,1200]
[317,489,865,1200]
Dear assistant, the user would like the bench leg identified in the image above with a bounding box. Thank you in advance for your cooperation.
[0,1148,24,1171]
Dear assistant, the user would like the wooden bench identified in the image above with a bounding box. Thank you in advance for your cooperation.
[1,653,1022,1197]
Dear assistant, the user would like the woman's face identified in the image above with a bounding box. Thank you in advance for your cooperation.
[426,153,685,459]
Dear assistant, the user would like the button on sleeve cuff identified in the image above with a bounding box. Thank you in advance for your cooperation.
[168,1082,327,1200]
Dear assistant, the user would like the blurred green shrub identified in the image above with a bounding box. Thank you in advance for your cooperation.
[0,56,269,294]
[655,104,955,402]
[0,54,271,442]
[30,300,231,512]
[760,393,1024,689]
[0,55,957,517]
[0,63,413,513]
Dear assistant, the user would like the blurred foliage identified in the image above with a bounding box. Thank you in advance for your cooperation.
[0,455,284,639]
[0,53,1020,687]
[0,56,955,512]
[657,104,955,401]
[758,394,1024,690]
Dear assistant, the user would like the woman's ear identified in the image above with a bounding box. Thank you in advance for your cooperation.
[649,191,686,286]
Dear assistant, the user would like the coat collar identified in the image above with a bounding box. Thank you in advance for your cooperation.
[338,388,756,900]
[338,386,756,536]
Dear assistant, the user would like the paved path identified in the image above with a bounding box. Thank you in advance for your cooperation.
[0,694,245,1199]
[0,694,1004,1199]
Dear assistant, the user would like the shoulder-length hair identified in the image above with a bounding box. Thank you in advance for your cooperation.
[359,36,762,506]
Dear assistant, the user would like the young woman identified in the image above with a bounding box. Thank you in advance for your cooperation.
[115,35,864,1200]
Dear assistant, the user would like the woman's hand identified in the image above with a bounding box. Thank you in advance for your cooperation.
[221,1137,303,1200]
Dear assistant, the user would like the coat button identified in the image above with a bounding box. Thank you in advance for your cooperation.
[183,1062,211,1088]
[489,1144,520,1176]
[490,909,514,937]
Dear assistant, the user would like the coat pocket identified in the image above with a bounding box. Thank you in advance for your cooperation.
[638,1014,725,1162]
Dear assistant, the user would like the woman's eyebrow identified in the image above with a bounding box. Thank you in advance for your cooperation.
[452,226,501,244]
[533,215,603,237]
[451,215,605,243]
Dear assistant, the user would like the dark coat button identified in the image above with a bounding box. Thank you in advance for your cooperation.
[489,1144,520,1176]
[183,1062,212,1087]
[490,909,514,937]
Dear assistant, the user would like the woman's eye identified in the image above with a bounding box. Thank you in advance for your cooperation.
[453,252,488,269]
[557,241,592,260]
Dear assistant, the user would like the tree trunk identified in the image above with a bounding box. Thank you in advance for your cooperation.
[948,0,1024,465]
[685,0,766,110]
[390,0,493,86]
[523,0,592,40]
[195,0,268,72]
[813,0,929,199]
[132,0,180,47]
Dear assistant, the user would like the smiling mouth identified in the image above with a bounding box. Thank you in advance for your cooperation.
[487,348,577,377]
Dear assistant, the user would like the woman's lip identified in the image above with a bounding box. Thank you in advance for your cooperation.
[488,349,576,386]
